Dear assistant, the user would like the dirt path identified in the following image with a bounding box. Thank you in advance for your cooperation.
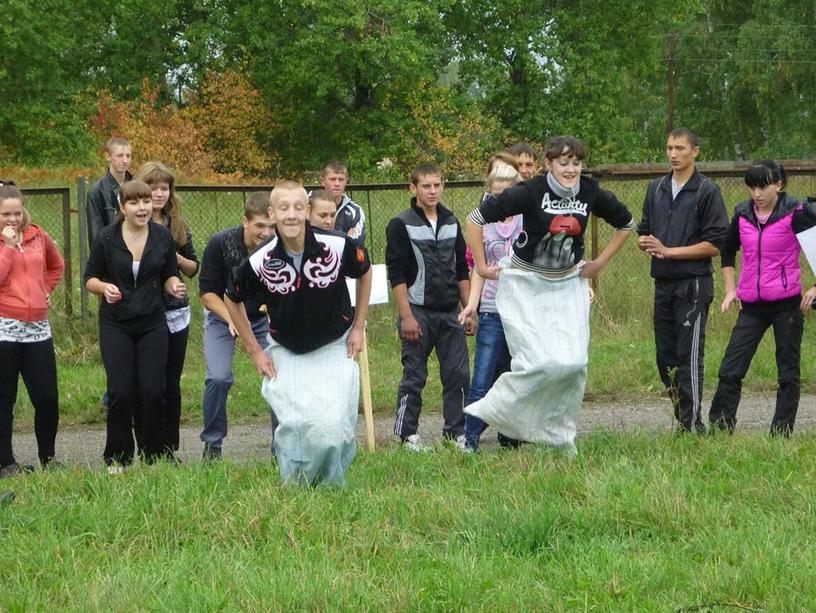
[10,392,816,468]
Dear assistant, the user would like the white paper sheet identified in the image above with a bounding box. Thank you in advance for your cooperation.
[347,264,388,306]
[797,226,816,275]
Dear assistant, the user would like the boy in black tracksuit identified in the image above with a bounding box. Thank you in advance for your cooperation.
[637,128,729,432]
[87,137,133,247]
[386,165,472,448]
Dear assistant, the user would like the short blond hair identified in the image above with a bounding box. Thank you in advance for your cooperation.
[321,160,348,178]
[269,180,308,209]
[104,137,131,153]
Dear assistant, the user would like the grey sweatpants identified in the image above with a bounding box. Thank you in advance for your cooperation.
[200,310,270,448]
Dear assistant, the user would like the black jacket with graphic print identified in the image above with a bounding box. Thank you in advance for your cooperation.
[335,195,367,245]
[227,223,370,354]
[199,225,265,321]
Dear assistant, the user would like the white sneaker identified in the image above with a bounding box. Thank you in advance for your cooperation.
[107,464,127,475]
[455,434,472,452]
[400,434,428,452]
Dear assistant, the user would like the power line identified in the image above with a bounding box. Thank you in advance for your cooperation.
[646,33,816,40]
[704,22,816,28]
[677,58,816,64]
[672,34,816,39]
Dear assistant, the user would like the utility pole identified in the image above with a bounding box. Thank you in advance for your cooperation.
[666,30,677,133]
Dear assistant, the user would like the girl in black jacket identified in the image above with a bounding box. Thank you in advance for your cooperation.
[134,162,199,454]
[84,181,187,472]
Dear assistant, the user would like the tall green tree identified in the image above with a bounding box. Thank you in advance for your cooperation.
[674,0,816,160]
[442,0,559,142]
[444,0,700,162]
[1,0,226,164]
[223,0,496,175]
[0,0,99,163]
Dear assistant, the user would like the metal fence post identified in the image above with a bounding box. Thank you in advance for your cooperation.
[77,176,89,320]
[365,190,374,257]
[61,188,73,316]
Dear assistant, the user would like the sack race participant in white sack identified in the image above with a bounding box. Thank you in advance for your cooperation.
[225,181,371,486]
[465,266,590,454]
[465,136,636,454]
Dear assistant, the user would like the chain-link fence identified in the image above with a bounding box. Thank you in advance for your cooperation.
[25,163,816,320]
[18,188,74,316]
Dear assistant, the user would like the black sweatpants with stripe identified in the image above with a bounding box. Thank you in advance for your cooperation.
[393,305,469,439]
[653,275,713,432]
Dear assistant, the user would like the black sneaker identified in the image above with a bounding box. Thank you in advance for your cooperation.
[0,463,36,479]
[202,444,222,461]
[0,490,14,506]
[40,458,65,471]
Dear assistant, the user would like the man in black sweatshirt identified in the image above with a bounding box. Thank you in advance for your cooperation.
[637,128,729,433]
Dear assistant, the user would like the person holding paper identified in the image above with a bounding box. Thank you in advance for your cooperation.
[709,161,816,436]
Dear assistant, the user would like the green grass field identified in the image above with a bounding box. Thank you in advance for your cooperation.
[2,431,815,610]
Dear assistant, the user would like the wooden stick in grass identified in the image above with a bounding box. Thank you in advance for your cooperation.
[358,327,376,452]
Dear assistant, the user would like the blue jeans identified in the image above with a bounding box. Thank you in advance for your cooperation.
[464,312,511,449]
[200,311,269,448]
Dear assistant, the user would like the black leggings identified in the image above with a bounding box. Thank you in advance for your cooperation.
[709,298,803,435]
[0,338,59,466]
[100,318,169,465]
[165,325,189,451]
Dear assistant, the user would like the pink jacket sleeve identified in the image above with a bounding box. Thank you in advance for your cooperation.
[42,232,65,292]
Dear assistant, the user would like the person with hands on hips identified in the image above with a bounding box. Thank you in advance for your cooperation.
[84,180,186,472]
[465,135,635,456]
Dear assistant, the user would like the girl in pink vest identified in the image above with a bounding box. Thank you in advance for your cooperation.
[709,161,816,435]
